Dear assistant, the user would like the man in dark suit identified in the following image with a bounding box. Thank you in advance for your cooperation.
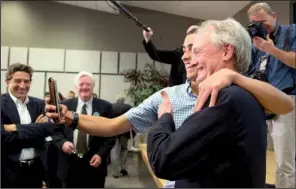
[142,26,198,86]
[52,71,115,188]
[147,18,268,188]
[1,63,55,188]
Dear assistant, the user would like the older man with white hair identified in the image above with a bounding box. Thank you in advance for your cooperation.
[148,18,267,188]
[51,71,115,188]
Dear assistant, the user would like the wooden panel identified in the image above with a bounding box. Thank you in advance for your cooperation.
[119,52,136,73]
[1,46,9,69]
[101,51,118,74]
[65,50,100,73]
[29,48,64,71]
[1,70,7,94]
[28,72,46,99]
[137,53,153,71]
[10,47,28,65]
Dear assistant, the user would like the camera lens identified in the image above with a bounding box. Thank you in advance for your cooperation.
[249,27,257,35]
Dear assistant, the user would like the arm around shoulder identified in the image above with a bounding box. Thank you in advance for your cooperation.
[233,72,295,114]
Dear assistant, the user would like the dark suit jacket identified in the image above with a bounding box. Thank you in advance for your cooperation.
[142,40,186,87]
[52,97,115,180]
[1,93,55,184]
[147,85,267,188]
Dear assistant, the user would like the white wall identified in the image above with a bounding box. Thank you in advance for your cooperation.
[1,46,171,105]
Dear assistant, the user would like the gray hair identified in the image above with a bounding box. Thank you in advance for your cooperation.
[186,25,199,35]
[247,2,274,16]
[197,18,252,73]
[116,93,126,103]
[74,71,95,86]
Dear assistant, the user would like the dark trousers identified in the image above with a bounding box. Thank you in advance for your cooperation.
[46,144,62,188]
[6,157,44,188]
[63,155,106,188]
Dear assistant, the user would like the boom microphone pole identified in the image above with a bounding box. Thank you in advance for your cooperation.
[107,0,169,78]
[108,0,150,32]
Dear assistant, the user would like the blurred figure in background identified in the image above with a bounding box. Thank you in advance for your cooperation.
[93,93,98,98]
[67,91,75,99]
[111,94,135,178]
[58,92,66,101]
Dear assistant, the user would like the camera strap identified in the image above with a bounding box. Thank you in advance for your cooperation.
[258,55,268,72]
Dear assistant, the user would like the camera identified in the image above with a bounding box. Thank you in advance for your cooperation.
[251,71,268,82]
[247,21,267,39]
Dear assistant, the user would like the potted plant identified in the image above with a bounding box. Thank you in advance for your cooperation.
[121,63,169,106]
[121,63,169,144]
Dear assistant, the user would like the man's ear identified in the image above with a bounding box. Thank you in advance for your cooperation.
[222,44,235,62]
[5,79,9,87]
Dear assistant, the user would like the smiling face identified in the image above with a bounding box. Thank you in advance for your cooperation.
[76,75,94,102]
[190,26,235,83]
[6,71,31,101]
[182,33,197,80]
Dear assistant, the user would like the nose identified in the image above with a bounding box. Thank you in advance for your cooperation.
[190,54,198,65]
[182,51,190,63]
[19,81,27,89]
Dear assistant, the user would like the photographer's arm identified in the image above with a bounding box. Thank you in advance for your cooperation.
[268,47,296,68]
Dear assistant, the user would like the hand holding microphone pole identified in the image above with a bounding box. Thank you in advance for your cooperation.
[143,27,153,43]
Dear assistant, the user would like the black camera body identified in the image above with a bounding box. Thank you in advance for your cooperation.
[247,21,267,39]
[251,71,268,82]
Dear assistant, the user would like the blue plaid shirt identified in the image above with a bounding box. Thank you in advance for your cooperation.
[125,80,198,188]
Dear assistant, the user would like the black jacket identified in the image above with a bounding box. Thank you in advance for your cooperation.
[1,93,55,186]
[148,85,267,188]
[52,97,115,180]
[142,40,186,86]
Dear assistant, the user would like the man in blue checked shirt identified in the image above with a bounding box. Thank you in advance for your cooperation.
[46,24,294,188]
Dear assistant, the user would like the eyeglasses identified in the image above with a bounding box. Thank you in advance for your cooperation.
[72,150,84,158]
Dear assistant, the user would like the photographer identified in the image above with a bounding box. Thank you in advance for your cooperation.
[246,2,296,188]
[142,26,198,86]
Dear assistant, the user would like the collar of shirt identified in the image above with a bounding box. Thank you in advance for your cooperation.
[8,91,29,106]
[77,97,93,112]
[185,79,197,98]
[271,22,280,39]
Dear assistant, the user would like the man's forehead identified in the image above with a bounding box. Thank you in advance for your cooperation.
[249,10,268,20]
[11,72,30,79]
[192,30,210,49]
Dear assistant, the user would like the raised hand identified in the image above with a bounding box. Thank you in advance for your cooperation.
[143,27,153,43]
[44,97,68,125]
[158,91,173,118]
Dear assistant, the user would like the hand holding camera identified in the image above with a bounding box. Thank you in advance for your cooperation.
[247,21,275,54]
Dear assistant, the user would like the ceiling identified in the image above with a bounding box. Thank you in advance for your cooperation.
[54,1,251,20]
[54,1,120,14]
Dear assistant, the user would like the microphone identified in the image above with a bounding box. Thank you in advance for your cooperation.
[108,0,150,32]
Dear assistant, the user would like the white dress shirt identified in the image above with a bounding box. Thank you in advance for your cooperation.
[73,97,93,149]
[9,92,38,161]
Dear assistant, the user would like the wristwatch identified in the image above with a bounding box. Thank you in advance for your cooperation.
[67,111,79,130]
